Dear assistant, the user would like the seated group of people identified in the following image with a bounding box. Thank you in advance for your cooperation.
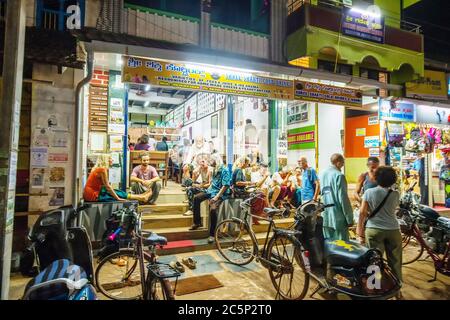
[83,153,161,205]
[181,155,321,243]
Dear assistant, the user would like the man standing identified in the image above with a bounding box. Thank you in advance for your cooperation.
[130,153,161,205]
[298,157,320,203]
[189,155,231,244]
[319,153,353,241]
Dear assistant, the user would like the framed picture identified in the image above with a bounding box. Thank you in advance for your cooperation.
[211,114,218,138]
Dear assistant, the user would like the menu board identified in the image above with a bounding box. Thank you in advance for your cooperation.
[89,85,108,132]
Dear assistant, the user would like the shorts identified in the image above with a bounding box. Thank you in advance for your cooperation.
[98,186,129,202]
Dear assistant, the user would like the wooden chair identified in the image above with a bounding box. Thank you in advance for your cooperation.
[130,151,170,188]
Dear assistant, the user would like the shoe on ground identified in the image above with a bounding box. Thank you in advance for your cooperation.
[181,257,197,270]
[183,210,193,216]
[207,236,215,244]
[189,224,202,231]
[169,261,185,273]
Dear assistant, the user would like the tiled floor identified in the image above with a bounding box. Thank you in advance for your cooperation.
[9,248,450,300]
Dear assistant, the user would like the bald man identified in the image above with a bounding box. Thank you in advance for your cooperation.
[319,153,354,241]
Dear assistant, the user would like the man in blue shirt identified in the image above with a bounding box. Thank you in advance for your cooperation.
[298,157,320,203]
[190,154,231,243]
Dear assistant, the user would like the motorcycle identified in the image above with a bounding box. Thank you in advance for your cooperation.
[293,187,401,300]
[397,183,450,280]
[20,204,97,300]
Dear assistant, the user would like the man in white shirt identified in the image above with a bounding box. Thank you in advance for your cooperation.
[182,135,211,184]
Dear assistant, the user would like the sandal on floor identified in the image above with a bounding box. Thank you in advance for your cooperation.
[181,257,197,270]
[169,261,185,273]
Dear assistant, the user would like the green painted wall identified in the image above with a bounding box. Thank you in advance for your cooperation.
[375,0,400,28]
[287,26,424,77]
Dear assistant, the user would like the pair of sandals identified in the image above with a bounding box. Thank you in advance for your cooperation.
[169,257,197,273]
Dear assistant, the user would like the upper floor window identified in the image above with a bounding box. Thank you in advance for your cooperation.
[318,59,353,75]
[36,0,85,31]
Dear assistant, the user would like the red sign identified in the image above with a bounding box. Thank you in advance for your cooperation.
[49,153,68,162]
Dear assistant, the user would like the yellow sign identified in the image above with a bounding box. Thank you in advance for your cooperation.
[406,70,448,100]
[122,56,294,100]
[294,80,362,107]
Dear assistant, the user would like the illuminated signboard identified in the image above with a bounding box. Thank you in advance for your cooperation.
[342,7,385,44]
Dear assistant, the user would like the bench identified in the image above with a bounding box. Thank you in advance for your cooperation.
[130,151,169,188]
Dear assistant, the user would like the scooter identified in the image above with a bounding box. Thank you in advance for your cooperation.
[293,188,401,300]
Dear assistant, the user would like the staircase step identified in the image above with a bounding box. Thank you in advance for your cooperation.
[155,193,187,204]
[139,203,189,215]
[142,214,193,229]
[146,226,209,242]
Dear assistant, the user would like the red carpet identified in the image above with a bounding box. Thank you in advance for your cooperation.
[164,240,195,250]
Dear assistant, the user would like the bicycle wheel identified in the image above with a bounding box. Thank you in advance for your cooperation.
[402,234,424,265]
[95,249,144,300]
[266,233,309,300]
[215,219,257,265]
[145,277,175,300]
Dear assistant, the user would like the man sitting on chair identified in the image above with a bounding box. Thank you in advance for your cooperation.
[130,153,161,205]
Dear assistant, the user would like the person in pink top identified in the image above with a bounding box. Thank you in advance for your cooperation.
[130,153,161,205]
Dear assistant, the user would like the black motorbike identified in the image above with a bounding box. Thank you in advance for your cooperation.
[293,188,401,300]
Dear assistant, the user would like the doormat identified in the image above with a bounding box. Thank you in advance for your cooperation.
[172,274,223,296]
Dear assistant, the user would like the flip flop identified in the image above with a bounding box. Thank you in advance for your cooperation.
[181,257,197,270]
[169,261,185,273]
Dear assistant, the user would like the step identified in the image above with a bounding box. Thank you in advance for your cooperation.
[156,231,273,256]
[148,226,209,242]
[139,203,189,215]
[142,214,193,229]
[155,193,187,204]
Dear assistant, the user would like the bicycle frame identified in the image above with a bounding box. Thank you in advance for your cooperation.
[410,222,450,277]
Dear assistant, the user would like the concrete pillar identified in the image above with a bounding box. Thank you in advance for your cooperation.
[0,0,26,299]
[270,0,287,62]
[200,0,211,48]
[269,100,278,173]
[226,96,234,172]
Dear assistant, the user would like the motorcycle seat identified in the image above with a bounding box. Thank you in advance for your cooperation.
[263,207,282,216]
[144,232,168,246]
[324,240,369,267]
[437,216,450,229]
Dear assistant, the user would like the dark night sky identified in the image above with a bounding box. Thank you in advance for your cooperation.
[404,0,450,63]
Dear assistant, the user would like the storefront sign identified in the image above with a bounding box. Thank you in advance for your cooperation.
[356,128,366,136]
[368,116,379,125]
[341,7,385,44]
[379,100,416,122]
[369,148,380,157]
[406,70,448,100]
[364,136,380,148]
[287,102,309,125]
[122,56,293,100]
[287,125,316,150]
[294,81,362,107]
[416,105,450,125]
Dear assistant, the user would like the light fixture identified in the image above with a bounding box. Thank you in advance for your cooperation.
[144,101,150,107]
[350,7,381,18]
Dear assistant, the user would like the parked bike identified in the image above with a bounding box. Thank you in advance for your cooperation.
[94,203,180,300]
[397,183,450,280]
[215,192,308,300]
[292,187,401,300]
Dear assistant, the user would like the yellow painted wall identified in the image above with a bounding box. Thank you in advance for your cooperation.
[345,157,367,183]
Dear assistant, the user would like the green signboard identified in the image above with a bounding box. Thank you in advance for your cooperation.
[287,125,315,150]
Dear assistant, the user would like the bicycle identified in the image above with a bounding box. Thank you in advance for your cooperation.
[214,192,309,300]
[95,204,180,300]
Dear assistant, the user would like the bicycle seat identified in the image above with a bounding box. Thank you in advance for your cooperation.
[144,232,168,247]
[263,207,282,216]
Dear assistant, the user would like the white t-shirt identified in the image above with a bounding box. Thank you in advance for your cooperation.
[271,172,284,185]
[185,143,211,165]
[251,171,272,188]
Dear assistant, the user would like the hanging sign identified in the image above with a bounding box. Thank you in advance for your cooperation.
[406,70,448,100]
[294,80,362,107]
[287,125,316,150]
[364,136,380,148]
[122,56,293,100]
[341,7,385,44]
[379,100,416,122]
[416,105,450,125]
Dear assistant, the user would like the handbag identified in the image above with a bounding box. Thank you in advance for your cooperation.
[364,189,393,227]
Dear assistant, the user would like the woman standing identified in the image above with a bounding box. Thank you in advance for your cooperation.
[356,166,403,298]
[83,154,152,203]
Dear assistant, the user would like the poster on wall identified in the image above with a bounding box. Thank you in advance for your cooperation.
[51,132,69,148]
[31,148,48,168]
[109,167,122,184]
[31,168,45,188]
[32,128,50,147]
[197,92,216,119]
[216,95,227,111]
[379,100,415,122]
[341,7,385,44]
[122,56,294,100]
[211,114,218,138]
[109,135,123,151]
[287,125,316,150]
[110,98,123,112]
[49,187,65,206]
[89,132,107,152]
[49,167,65,186]
[174,104,184,127]
[49,153,69,163]
[184,95,197,125]
[294,80,362,107]
[356,128,366,136]
[278,140,288,158]
[369,148,380,157]
[387,123,404,135]
[368,116,379,125]
[364,136,380,148]
[287,102,309,125]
